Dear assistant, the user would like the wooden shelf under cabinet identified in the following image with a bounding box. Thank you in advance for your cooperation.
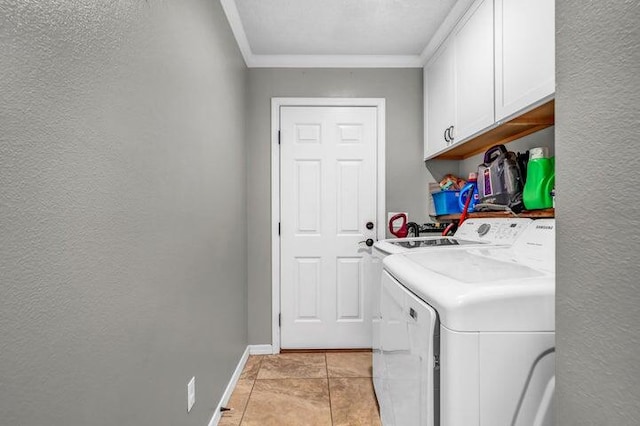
[431,100,555,160]
[434,208,555,222]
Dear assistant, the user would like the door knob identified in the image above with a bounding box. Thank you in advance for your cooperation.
[366,222,374,230]
[359,238,374,247]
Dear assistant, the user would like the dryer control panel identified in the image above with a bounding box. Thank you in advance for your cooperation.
[454,218,532,245]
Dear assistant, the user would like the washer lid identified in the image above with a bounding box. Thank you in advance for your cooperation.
[383,249,555,332]
[408,248,545,283]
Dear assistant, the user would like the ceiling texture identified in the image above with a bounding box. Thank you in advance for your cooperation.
[220,0,474,67]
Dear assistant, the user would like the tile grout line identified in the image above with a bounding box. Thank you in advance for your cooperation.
[238,356,263,426]
[236,377,254,426]
[325,352,335,426]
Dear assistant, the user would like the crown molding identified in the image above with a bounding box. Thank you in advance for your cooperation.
[220,0,253,66]
[419,0,476,65]
[249,54,423,68]
[221,0,474,69]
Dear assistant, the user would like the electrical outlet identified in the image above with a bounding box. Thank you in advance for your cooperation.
[387,212,408,232]
[187,377,195,412]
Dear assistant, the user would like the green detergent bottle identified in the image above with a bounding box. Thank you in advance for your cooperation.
[523,147,555,210]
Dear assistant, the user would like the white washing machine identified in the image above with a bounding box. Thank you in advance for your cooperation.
[380,219,556,426]
[371,218,533,423]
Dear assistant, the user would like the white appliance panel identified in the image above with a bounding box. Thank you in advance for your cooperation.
[512,349,555,426]
[440,327,479,426]
[380,271,437,426]
[478,332,555,426]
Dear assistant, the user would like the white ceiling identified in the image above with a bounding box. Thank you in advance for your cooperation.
[220,0,474,68]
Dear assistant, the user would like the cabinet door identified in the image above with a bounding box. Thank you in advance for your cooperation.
[424,42,455,159]
[454,0,495,142]
[495,0,555,121]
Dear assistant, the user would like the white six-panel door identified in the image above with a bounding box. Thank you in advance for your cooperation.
[280,106,378,349]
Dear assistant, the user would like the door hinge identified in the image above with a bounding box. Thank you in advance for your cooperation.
[278,222,281,236]
[278,313,281,327]
[278,130,281,145]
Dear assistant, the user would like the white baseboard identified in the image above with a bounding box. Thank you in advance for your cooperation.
[207,344,276,426]
[249,344,275,355]
[208,346,250,426]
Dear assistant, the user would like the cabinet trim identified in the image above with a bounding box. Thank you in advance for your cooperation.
[425,99,554,160]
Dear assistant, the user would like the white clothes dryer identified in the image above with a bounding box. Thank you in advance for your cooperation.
[371,218,532,424]
[380,219,556,426]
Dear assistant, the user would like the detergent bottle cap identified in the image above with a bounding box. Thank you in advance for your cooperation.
[529,147,549,160]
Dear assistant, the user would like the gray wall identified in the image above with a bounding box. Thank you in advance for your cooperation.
[556,1,640,424]
[246,68,425,344]
[0,1,247,425]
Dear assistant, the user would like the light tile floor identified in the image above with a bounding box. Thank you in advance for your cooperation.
[219,352,381,426]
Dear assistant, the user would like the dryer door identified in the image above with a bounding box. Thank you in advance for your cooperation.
[379,270,438,426]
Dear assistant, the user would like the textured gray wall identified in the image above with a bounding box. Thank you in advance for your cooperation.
[0,1,247,425]
[556,1,640,424]
[246,69,425,343]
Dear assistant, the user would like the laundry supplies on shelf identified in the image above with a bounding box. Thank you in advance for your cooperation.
[477,144,525,212]
[458,172,479,213]
[523,147,555,210]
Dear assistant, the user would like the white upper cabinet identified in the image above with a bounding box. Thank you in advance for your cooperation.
[424,0,495,159]
[424,42,455,158]
[494,0,555,121]
[424,0,555,159]
[454,0,495,142]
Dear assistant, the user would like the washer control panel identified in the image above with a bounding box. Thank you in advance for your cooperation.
[477,223,491,236]
[454,218,532,245]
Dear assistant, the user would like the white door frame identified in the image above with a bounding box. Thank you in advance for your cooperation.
[271,97,386,354]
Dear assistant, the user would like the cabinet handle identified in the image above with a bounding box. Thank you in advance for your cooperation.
[444,126,455,145]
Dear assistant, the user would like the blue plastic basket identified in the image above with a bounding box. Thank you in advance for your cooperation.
[431,190,462,215]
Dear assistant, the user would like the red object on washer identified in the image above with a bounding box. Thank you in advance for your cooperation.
[388,213,408,238]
